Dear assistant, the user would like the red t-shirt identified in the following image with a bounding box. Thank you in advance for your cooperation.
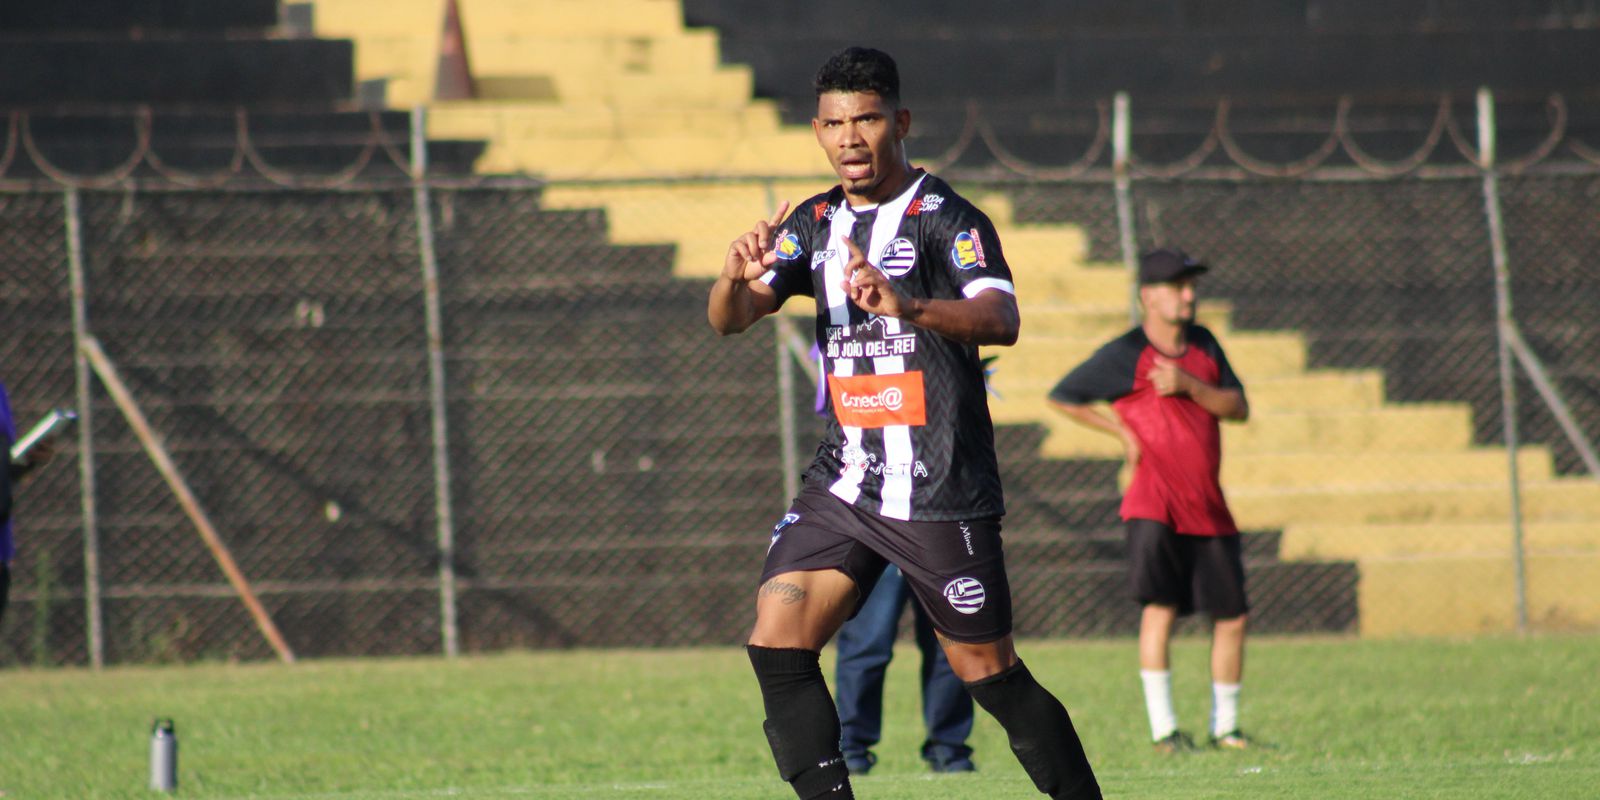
[1049,326,1242,535]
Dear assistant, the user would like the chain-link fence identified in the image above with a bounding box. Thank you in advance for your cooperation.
[2,95,1597,666]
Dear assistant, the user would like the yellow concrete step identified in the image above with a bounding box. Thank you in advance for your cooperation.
[1028,404,1475,459]
[466,31,723,76]
[989,370,1386,417]
[313,0,686,38]
[1359,552,1600,636]
[1015,269,1130,306]
[1230,478,1600,528]
[470,130,824,178]
[457,0,686,37]
[1223,405,1475,453]
[999,331,1308,380]
[996,226,1093,269]
[1224,447,1554,489]
[1282,521,1600,560]
[429,102,785,140]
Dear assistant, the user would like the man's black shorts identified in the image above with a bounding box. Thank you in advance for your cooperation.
[760,484,1012,643]
[1126,518,1248,619]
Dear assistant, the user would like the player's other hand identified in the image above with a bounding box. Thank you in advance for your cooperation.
[1148,356,1189,397]
[723,201,790,283]
[839,236,913,318]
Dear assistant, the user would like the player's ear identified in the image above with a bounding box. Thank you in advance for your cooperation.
[894,107,911,141]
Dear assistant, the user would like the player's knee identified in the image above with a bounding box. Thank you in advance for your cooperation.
[940,635,1017,682]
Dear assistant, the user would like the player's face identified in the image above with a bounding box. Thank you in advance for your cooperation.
[813,91,912,205]
[1141,278,1198,326]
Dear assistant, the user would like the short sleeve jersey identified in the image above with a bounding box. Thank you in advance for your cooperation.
[760,170,1015,521]
[1048,326,1243,535]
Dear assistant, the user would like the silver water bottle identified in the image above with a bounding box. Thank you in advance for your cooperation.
[150,718,177,792]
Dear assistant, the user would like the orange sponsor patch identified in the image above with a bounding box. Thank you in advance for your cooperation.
[828,371,927,428]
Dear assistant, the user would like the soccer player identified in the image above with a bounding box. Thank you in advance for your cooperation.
[708,47,1101,799]
[1046,249,1253,753]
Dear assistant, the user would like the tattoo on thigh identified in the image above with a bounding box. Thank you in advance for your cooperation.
[760,580,806,605]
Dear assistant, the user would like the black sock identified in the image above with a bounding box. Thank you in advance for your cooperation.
[966,660,1101,800]
[747,645,854,799]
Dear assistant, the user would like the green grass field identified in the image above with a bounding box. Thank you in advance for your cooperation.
[2,634,1596,799]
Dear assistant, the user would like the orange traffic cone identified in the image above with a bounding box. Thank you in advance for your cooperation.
[435,0,476,100]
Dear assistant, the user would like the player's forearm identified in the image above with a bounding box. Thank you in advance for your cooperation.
[1049,400,1124,439]
[900,292,1019,346]
[1185,381,1249,421]
[708,277,769,335]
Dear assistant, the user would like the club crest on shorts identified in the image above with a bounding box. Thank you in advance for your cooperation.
[943,577,986,614]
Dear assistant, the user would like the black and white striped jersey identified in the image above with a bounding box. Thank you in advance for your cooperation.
[760,170,1015,521]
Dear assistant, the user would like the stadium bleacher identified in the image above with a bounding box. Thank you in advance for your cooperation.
[5,0,1599,663]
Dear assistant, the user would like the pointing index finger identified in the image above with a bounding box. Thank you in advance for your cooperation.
[768,201,790,228]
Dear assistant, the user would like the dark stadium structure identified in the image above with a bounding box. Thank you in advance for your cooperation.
[12,0,1600,662]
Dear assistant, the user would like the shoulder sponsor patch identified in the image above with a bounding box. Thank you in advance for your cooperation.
[774,230,803,261]
[827,371,927,428]
[907,193,945,216]
[950,228,987,270]
[879,237,917,277]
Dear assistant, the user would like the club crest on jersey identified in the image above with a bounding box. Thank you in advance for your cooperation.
[944,577,986,614]
[811,249,836,271]
[774,230,803,261]
[950,229,987,270]
[907,194,945,216]
[879,238,917,277]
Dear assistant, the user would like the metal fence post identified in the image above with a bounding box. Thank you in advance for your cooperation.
[63,187,104,669]
[1112,92,1141,324]
[1477,87,1529,633]
[411,106,460,657]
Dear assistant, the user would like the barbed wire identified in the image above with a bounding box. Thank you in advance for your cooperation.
[0,107,414,189]
[3,94,1600,190]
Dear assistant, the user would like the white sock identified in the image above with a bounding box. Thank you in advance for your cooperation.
[1211,681,1242,736]
[1140,669,1177,740]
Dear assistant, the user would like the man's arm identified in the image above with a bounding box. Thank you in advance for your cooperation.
[1048,399,1141,466]
[838,236,1019,346]
[1148,357,1249,421]
[708,203,789,336]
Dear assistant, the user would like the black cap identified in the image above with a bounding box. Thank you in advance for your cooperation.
[1138,249,1208,284]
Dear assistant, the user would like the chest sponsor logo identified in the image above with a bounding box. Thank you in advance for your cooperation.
[944,577,986,614]
[950,228,987,270]
[774,231,803,261]
[906,193,945,216]
[827,371,927,428]
[811,248,836,271]
[825,323,917,359]
[879,237,917,277]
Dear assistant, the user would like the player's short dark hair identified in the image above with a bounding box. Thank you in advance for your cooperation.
[813,47,900,106]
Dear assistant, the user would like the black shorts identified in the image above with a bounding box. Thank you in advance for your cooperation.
[1126,518,1248,619]
[760,484,1012,643]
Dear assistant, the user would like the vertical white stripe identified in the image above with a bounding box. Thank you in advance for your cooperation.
[823,204,854,327]
[826,177,926,516]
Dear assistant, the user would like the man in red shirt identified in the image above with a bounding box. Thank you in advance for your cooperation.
[1047,249,1252,753]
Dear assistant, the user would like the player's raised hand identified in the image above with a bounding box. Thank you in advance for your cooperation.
[1147,356,1189,397]
[839,235,912,318]
[723,201,791,283]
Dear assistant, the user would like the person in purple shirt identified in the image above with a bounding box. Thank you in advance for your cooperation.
[0,382,57,630]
